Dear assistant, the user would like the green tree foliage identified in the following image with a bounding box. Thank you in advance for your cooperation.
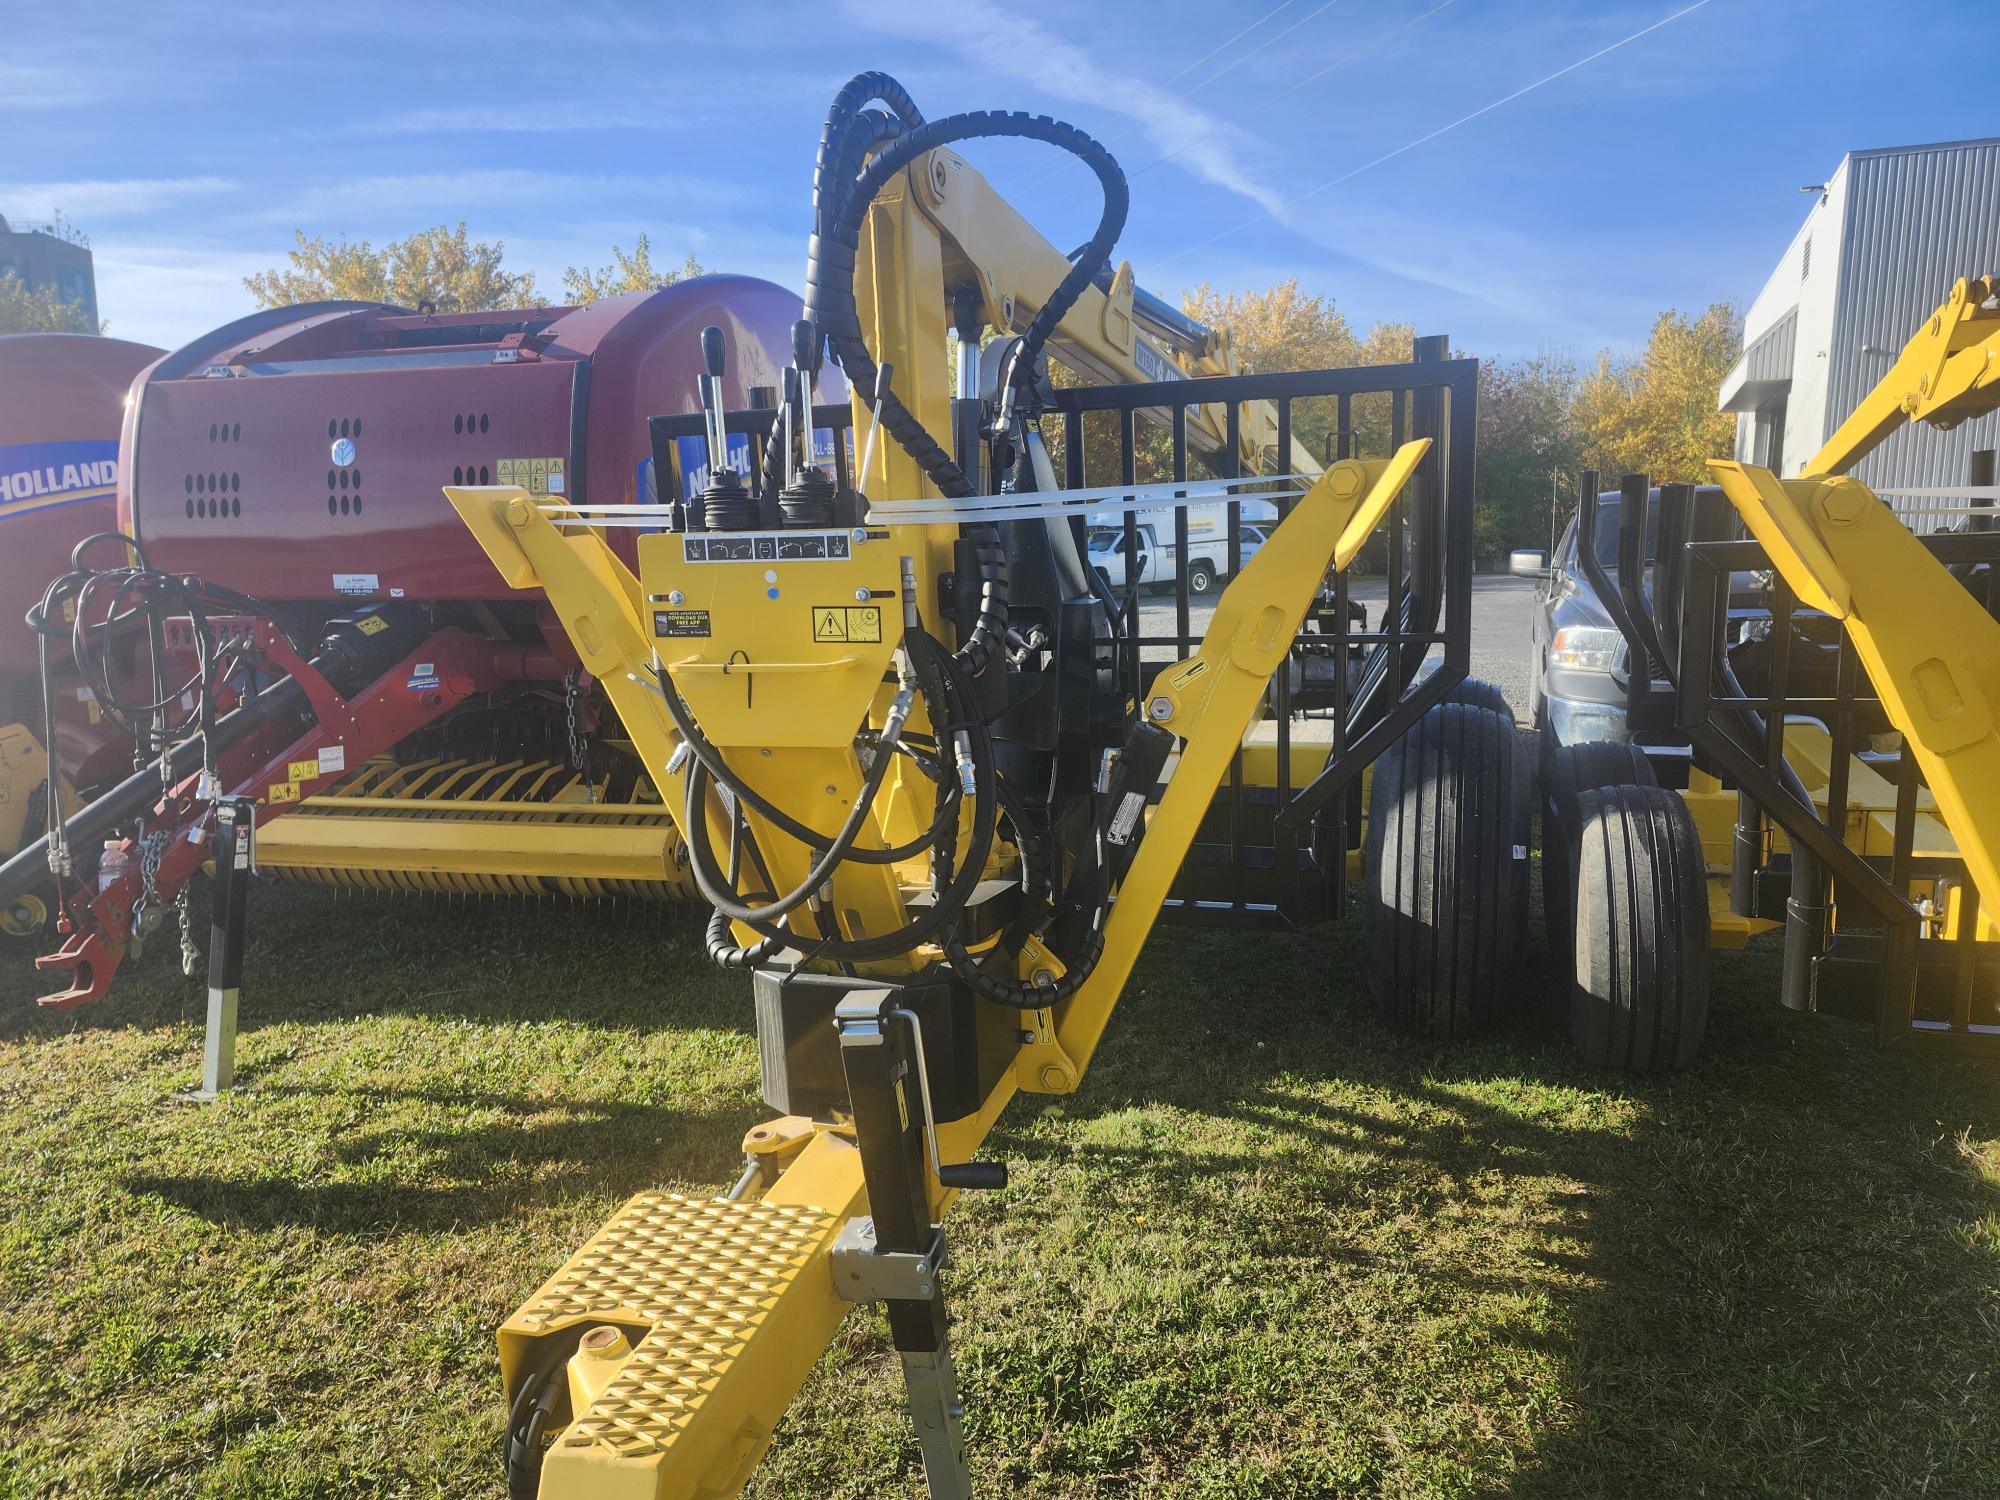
[1573,303,1742,486]
[0,270,97,334]
[244,223,538,312]
[1475,353,1581,562]
[562,235,703,304]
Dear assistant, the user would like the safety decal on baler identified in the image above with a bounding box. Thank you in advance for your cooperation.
[812,606,882,643]
[496,457,565,495]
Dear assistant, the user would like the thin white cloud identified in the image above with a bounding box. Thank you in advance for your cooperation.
[340,105,674,137]
[87,240,271,350]
[0,176,237,221]
[842,0,1289,217]
[252,169,755,227]
[0,60,113,110]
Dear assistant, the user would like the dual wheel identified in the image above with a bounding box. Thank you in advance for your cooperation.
[1362,681,1710,1071]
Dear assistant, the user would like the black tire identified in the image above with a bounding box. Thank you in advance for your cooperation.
[1187,560,1216,595]
[1442,676,1514,721]
[1570,784,1710,1071]
[1539,739,1657,981]
[1365,702,1528,1040]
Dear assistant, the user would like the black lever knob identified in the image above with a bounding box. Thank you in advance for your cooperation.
[791,317,818,372]
[700,324,726,379]
[937,1161,1008,1191]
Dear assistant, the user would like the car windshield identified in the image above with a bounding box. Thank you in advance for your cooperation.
[1589,496,1660,571]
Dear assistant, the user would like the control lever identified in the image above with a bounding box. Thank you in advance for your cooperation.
[790,317,820,479]
[858,361,893,497]
[893,1006,1008,1191]
[698,324,730,477]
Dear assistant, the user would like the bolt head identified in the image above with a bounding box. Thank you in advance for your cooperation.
[855,587,870,602]
[1038,1063,1071,1091]
[1818,482,1868,526]
[667,590,686,606]
[1147,695,1173,721]
[1328,465,1364,498]
[851,527,869,544]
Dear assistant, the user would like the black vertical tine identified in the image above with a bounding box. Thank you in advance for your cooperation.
[1953,884,1980,1031]
[1825,628,1857,845]
[1276,397,1294,520]
[1388,390,1407,695]
[1617,473,1660,698]
[1337,394,1352,461]
[1225,400,1245,914]
[1120,407,1139,702]
[1884,750,1921,1042]
[1173,403,1191,652]
[1764,576,1795,780]
[1882,916,1920,1046]
[1064,411,1082,490]
[1655,483,1694,678]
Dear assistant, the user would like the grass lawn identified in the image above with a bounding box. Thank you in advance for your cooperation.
[1,878,1996,1498]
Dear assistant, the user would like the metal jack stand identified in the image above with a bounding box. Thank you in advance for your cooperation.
[832,990,1007,1499]
[194,798,255,1099]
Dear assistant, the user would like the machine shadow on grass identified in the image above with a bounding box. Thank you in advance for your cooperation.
[956,920,2000,1495]
[0,878,753,1040]
[121,1084,766,1237]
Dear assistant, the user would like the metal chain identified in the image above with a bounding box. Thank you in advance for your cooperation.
[564,670,597,802]
[177,889,199,977]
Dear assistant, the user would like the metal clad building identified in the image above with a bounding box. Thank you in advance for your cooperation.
[1720,137,2000,510]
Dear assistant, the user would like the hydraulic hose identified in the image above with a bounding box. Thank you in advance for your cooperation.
[682,686,909,927]
[799,77,1131,678]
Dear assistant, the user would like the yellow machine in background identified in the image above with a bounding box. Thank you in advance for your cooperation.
[447,73,1491,1499]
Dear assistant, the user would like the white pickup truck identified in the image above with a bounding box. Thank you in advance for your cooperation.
[1085,513,1271,595]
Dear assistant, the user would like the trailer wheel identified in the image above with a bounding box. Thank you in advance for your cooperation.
[1188,560,1216,595]
[1442,676,1514,721]
[1364,702,1527,1040]
[1539,740,1656,980]
[1570,784,1709,1072]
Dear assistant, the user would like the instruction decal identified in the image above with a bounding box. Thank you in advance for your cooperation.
[654,609,712,638]
[267,780,300,804]
[332,573,379,597]
[812,605,881,643]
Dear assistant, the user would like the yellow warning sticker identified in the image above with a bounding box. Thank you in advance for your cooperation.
[356,614,388,636]
[813,605,882,643]
[498,456,566,495]
[268,781,300,804]
[287,758,320,783]
[1168,658,1209,691]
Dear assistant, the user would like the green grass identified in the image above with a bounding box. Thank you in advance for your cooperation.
[2,880,1996,1498]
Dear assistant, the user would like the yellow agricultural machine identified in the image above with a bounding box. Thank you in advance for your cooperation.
[444,73,1504,1499]
[1537,275,2000,1062]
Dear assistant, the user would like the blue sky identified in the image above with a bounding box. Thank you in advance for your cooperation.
[3,0,1991,360]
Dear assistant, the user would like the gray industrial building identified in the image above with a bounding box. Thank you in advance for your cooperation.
[1719,136,2000,502]
[0,214,100,330]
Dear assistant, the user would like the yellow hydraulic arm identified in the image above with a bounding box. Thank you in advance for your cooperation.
[462,443,1426,1500]
[1708,275,2000,920]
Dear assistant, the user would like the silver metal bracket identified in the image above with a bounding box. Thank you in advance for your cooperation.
[830,1216,948,1304]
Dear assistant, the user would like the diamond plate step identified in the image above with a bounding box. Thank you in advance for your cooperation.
[503,1190,842,1483]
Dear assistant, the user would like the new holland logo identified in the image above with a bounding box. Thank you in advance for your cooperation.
[330,436,358,467]
[0,439,120,512]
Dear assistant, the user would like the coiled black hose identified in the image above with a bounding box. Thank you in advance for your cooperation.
[796,76,1130,678]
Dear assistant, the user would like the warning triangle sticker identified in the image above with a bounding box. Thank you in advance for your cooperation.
[814,608,848,642]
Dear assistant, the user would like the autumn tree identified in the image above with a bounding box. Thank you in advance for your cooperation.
[244,223,539,312]
[1573,303,1740,485]
[1475,353,1581,561]
[0,270,97,335]
[562,235,703,303]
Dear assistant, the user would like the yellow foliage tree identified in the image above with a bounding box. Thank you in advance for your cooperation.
[244,223,539,312]
[561,235,703,304]
[0,270,97,334]
[1573,303,1741,483]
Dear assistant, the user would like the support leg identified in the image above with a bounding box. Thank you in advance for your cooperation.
[197,798,253,1098]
